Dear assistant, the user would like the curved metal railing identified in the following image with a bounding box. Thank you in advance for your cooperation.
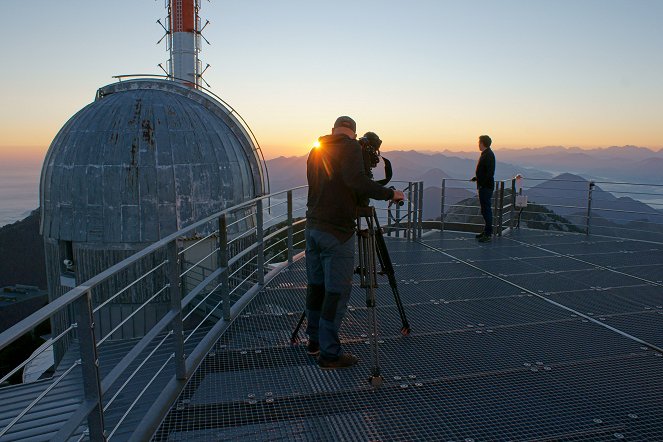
[0,181,422,441]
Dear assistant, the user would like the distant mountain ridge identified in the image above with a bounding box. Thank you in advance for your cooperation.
[266,148,663,223]
[526,173,662,225]
[0,210,46,289]
[266,149,552,192]
[424,145,663,183]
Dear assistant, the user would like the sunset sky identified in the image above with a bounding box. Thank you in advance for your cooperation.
[1,0,662,162]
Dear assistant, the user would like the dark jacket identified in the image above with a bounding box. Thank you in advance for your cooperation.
[306,134,394,240]
[475,148,496,190]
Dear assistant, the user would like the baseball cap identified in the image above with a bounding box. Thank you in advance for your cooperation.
[333,116,356,133]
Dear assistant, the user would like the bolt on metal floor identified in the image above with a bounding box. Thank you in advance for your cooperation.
[154,229,663,441]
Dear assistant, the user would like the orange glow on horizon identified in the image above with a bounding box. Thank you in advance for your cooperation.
[0,146,49,164]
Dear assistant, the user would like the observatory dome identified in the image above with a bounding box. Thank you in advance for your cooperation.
[40,79,265,243]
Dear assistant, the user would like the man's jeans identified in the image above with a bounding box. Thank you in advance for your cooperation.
[305,227,354,360]
[478,187,493,236]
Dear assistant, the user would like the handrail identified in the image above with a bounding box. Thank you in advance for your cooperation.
[439,176,663,239]
[0,182,421,441]
[0,187,304,353]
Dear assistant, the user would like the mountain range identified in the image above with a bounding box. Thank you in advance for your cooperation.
[426,145,663,183]
[267,149,553,192]
[266,147,663,223]
[267,145,663,192]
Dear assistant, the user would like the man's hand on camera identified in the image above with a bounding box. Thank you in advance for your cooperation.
[390,190,405,205]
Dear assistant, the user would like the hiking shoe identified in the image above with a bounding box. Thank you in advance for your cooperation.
[478,234,492,243]
[307,341,320,356]
[318,353,359,369]
[475,232,486,239]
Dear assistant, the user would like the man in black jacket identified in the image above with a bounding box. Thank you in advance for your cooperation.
[471,135,496,242]
[305,116,404,369]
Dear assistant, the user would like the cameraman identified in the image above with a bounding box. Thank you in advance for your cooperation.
[305,116,404,369]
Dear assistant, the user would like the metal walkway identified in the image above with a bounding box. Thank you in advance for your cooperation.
[154,229,663,441]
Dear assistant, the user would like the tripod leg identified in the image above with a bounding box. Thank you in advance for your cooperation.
[373,214,411,335]
[358,213,383,387]
[290,311,306,344]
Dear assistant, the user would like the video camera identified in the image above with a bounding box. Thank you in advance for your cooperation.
[358,131,393,186]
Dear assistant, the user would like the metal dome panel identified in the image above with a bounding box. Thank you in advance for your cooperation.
[40,79,264,243]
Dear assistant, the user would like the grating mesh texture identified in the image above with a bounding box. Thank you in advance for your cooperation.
[154,229,663,441]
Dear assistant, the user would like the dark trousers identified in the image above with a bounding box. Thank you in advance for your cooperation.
[304,227,354,360]
[478,187,493,235]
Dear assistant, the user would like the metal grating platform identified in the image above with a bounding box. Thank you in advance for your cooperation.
[154,229,663,441]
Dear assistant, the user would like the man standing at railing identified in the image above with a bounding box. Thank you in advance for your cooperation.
[305,116,404,369]
[471,135,496,243]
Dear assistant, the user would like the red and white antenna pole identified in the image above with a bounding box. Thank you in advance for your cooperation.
[169,0,199,87]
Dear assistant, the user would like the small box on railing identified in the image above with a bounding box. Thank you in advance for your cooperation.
[515,195,528,208]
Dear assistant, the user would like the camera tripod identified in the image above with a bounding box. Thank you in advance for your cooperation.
[291,206,410,387]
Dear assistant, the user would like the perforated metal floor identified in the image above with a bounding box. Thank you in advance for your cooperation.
[154,229,663,441]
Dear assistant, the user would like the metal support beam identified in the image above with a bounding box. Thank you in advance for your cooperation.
[411,182,418,240]
[498,181,505,236]
[440,179,446,232]
[586,181,595,235]
[417,181,424,239]
[218,215,230,320]
[407,182,413,240]
[493,185,499,236]
[387,204,392,237]
[256,199,265,285]
[287,190,294,265]
[395,203,401,238]
[75,291,106,441]
[167,241,186,381]
[510,178,516,230]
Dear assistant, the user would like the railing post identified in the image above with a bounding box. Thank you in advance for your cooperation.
[411,181,418,240]
[407,182,413,240]
[75,290,106,441]
[498,181,505,236]
[395,201,401,238]
[492,184,499,236]
[167,241,186,380]
[417,181,424,239]
[440,179,446,232]
[510,178,516,230]
[287,190,294,265]
[218,214,230,320]
[256,199,265,285]
[586,181,595,235]
[387,204,392,237]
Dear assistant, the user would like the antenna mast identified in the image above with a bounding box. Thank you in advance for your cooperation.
[162,0,210,87]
